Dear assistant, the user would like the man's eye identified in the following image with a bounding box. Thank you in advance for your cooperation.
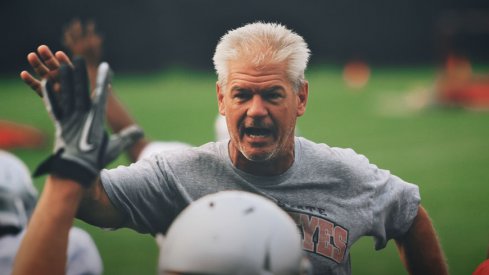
[234,93,251,100]
[265,93,282,101]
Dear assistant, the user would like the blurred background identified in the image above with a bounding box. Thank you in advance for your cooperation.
[1,0,489,274]
[1,0,489,72]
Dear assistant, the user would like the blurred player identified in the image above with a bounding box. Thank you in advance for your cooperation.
[342,60,370,89]
[434,54,489,110]
[0,150,102,275]
[0,120,46,150]
[473,244,489,275]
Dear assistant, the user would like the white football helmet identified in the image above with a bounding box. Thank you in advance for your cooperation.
[158,191,311,275]
[0,150,38,229]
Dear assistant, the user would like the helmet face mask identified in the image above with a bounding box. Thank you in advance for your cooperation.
[0,192,29,228]
[0,151,38,231]
[158,191,311,275]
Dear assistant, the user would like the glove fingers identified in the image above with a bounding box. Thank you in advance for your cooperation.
[59,63,75,117]
[80,62,111,163]
[73,57,91,111]
[93,62,111,105]
[91,62,112,128]
[41,79,63,120]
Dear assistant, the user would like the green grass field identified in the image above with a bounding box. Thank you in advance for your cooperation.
[1,65,488,274]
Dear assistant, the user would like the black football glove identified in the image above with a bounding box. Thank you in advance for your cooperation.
[34,57,143,186]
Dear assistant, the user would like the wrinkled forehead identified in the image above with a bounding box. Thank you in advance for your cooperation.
[226,59,292,88]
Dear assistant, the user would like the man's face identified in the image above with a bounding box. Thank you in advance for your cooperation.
[217,59,308,171]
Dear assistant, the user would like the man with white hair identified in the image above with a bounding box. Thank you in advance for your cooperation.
[0,150,103,275]
[17,22,447,274]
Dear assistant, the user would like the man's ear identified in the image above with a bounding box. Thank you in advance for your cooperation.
[216,82,225,116]
[296,81,308,117]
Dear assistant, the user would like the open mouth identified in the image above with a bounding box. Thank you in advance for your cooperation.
[243,127,273,138]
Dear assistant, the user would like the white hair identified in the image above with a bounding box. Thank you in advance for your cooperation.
[213,22,311,91]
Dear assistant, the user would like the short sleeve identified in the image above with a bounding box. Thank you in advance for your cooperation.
[100,155,183,235]
[370,172,420,250]
[323,146,421,250]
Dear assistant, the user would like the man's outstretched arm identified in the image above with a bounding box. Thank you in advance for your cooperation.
[395,205,448,275]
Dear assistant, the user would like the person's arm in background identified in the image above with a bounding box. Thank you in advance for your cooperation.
[395,205,449,274]
[63,19,148,162]
[104,89,148,162]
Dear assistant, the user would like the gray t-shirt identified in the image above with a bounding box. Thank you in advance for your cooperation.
[101,137,420,275]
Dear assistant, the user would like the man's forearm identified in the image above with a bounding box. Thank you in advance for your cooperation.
[395,206,448,275]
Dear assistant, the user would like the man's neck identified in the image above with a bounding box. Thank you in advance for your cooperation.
[229,142,295,177]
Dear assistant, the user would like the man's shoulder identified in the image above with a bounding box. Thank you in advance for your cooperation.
[297,137,361,159]
[195,140,223,152]
[296,137,375,175]
[138,141,193,160]
[155,141,224,167]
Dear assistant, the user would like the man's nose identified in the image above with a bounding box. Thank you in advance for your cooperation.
[246,95,268,117]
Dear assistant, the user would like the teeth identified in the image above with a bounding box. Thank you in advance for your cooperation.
[249,134,267,138]
[245,128,271,137]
